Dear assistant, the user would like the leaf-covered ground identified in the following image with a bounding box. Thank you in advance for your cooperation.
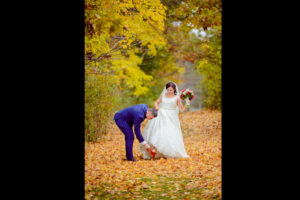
[85,109,221,200]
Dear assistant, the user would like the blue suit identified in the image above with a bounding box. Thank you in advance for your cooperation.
[114,104,148,161]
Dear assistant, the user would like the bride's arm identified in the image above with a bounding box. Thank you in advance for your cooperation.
[177,97,187,112]
[154,95,162,110]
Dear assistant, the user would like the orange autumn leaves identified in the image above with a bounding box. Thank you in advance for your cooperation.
[85,109,221,199]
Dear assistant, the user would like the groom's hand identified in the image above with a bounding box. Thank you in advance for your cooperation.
[144,143,151,150]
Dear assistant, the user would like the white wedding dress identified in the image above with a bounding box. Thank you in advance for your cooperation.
[139,94,189,159]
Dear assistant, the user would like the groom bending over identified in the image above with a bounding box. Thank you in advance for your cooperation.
[114,104,158,161]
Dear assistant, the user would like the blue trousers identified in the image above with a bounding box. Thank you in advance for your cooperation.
[115,119,135,161]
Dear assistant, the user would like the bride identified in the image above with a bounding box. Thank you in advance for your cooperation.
[139,81,190,159]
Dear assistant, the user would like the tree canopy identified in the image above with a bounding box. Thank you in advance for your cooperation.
[85,0,222,141]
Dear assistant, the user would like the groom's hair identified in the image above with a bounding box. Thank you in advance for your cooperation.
[148,108,158,117]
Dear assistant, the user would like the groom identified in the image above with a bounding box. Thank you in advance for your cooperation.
[114,104,158,161]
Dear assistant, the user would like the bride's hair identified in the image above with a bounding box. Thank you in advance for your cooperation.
[166,82,177,95]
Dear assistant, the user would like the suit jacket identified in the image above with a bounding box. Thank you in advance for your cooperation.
[113,104,148,143]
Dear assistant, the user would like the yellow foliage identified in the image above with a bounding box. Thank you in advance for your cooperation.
[85,0,168,96]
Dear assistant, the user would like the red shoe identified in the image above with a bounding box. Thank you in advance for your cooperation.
[149,149,156,158]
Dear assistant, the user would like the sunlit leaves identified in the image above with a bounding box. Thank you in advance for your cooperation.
[85,0,172,140]
[85,0,168,96]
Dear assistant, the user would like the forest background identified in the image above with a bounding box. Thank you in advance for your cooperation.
[84,0,221,142]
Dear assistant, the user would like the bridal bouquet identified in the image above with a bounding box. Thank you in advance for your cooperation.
[180,89,194,109]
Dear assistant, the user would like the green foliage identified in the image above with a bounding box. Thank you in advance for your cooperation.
[162,0,222,110]
[134,47,185,107]
[84,0,172,142]
[196,31,221,110]
[84,0,222,141]
[85,67,120,142]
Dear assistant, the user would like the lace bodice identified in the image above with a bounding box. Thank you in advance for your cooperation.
[159,95,178,110]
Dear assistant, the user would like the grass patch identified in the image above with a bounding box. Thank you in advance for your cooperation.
[87,176,220,200]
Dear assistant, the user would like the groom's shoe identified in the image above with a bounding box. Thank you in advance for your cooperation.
[124,157,136,162]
